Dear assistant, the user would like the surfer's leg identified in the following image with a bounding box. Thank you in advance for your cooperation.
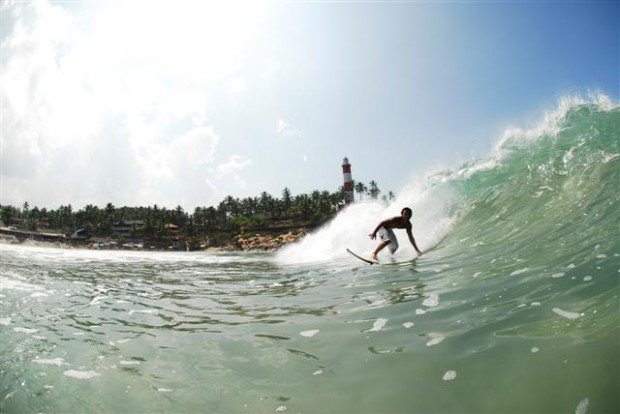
[388,240,399,254]
[373,240,390,259]
[386,229,398,254]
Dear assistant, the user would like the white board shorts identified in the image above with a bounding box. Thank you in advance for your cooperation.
[378,227,398,253]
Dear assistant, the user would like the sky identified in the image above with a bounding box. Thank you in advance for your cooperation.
[1,0,618,211]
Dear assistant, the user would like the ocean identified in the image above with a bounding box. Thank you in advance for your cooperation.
[1,96,618,413]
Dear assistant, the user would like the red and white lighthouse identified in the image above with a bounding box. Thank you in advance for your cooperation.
[342,157,354,204]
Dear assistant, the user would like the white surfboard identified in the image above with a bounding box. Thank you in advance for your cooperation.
[346,248,379,265]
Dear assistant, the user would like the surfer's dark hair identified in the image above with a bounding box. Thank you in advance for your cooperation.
[401,207,412,216]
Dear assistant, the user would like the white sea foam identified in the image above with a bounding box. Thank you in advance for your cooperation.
[422,294,439,307]
[128,309,158,316]
[368,299,390,309]
[426,336,445,347]
[0,317,11,326]
[63,370,101,379]
[33,357,65,366]
[403,322,414,329]
[575,397,589,414]
[300,329,319,338]
[551,272,565,278]
[0,277,40,292]
[510,268,529,276]
[442,370,457,381]
[14,327,38,334]
[367,318,388,332]
[120,360,140,365]
[90,295,107,305]
[553,308,581,320]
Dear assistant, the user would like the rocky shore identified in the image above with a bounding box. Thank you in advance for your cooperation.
[232,228,307,251]
[0,226,309,252]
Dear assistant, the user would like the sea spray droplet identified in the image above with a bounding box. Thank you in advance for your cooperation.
[14,327,38,334]
[551,272,565,278]
[553,308,581,320]
[426,336,445,347]
[275,406,287,413]
[300,329,319,338]
[422,294,439,307]
[33,357,65,366]
[128,309,158,316]
[402,322,414,329]
[367,318,388,332]
[63,370,101,379]
[442,371,457,381]
[416,308,426,315]
[510,268,529,276]
[575,397,589,414]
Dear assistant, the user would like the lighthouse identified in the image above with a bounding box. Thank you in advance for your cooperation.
[342,157,354,204]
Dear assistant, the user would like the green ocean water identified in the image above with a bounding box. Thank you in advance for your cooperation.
[1,99,619,413]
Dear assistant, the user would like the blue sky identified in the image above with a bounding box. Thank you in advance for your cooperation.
[1,0,618,209]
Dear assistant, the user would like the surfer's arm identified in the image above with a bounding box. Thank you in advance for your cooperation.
[407,227,422,255]
[369,219,389,239]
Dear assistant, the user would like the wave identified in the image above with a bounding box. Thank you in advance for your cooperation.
[278,93,619,265]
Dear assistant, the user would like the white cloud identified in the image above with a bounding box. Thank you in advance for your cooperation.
[216,155,251,189]
[0,0,266,209]
[276,119,300,138]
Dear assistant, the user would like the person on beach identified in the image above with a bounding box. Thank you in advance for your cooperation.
[369,207,422,260]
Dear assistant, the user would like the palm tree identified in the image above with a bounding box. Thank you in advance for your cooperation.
[368,181,380,199]
[282,187,292,214]
[354,182,367,200]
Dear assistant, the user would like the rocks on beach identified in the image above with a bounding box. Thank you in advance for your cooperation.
[234,229,306,251]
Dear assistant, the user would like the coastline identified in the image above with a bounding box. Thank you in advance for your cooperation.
[0,227,308,252]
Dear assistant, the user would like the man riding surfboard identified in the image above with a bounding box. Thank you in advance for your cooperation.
[369,207,422,260]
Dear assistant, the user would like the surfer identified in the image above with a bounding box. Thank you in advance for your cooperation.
[369,207,422,259]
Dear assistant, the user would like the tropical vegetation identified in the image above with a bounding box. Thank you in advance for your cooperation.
[0,182,395,246]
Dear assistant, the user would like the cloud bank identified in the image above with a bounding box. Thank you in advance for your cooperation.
[1,1,258,210]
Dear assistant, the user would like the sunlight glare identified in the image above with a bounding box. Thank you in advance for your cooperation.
[91,0,270,84]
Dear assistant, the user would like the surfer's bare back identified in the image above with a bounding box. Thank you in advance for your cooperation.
[369,207,422,259]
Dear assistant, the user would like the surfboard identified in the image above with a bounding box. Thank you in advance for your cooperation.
[346,248,379,265]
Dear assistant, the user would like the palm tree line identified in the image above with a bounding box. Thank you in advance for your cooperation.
[1,182,394,240]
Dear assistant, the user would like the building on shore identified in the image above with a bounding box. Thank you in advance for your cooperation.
[342,157,354,204]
